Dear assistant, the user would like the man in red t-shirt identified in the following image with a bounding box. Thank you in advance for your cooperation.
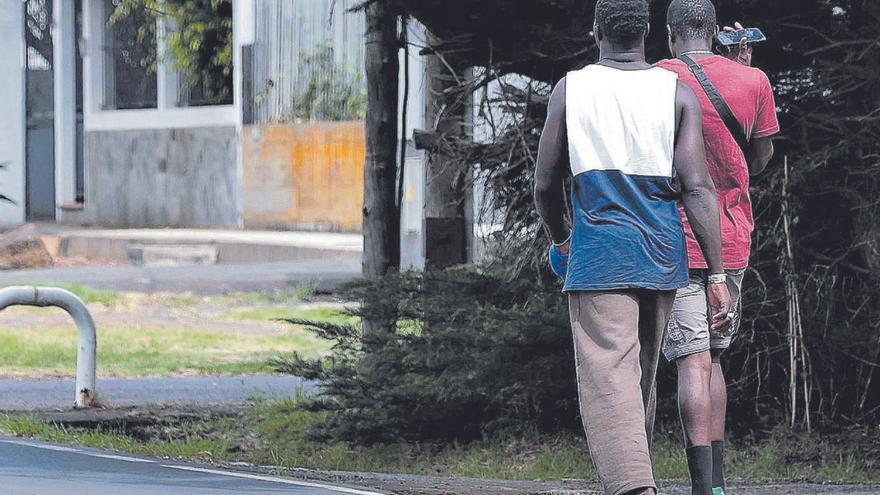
[655,1,780,494]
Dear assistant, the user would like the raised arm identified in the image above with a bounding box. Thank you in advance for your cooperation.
[722,23,778,176]
[674,81,731,326]
[534,77,571,248]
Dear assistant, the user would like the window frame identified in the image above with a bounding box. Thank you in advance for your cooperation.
[82,0,236,131]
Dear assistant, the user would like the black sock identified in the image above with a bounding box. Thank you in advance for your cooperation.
[712,441,726,491]
[686,445,714,495]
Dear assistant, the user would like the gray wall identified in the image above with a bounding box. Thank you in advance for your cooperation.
[0,1,26,226]
[82,126,240,228]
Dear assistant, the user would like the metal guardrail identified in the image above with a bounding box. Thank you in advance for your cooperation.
[0,286,97,408]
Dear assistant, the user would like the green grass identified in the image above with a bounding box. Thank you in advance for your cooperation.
[2,402,877,485]
[0,326,330,378]
[48,284,122,307]
[217,284,316,306]
[223,307,357,327]
[0,416,232,462]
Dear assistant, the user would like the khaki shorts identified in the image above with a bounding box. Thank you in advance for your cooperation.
[662,269,745,362]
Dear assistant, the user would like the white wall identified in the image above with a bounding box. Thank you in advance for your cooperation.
[0,1,26,226]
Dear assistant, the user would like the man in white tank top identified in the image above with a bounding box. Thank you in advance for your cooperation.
[534,1,732,494]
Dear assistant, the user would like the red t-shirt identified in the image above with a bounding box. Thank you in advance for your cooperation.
[656,56,780,270]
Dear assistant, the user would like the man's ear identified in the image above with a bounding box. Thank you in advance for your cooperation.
[645,22,651,38]
[593,20,602,41]
[666,24,675,43]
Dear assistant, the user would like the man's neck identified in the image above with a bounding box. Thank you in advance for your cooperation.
[672,39,714,59]
[598,42,649,69]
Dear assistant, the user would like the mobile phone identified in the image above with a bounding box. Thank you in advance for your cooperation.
[716,27,767,46]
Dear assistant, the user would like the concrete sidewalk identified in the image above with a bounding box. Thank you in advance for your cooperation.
[0,259,361,294]
[36,226,363,265]
[2,225,364,293]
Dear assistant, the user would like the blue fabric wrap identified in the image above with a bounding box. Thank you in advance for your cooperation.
[549,244,569,278]
[563,170,689,292]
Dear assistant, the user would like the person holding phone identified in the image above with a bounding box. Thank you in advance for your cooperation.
[534,0,732,492]
[654,1,780,494]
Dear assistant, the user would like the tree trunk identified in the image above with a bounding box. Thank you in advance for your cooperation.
[362,1,400,334]
[424,32,469,269]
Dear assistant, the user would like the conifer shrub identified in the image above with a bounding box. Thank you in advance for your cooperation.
[273,265,580,444]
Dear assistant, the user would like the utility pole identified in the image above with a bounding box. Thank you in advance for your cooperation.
[423,32,470,269]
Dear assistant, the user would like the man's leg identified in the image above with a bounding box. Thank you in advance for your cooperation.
[710,350,727,494]
[677,352,713,446]
[569,291,656,495]
[707,269,746,495]
[637,289,676,445]
[662,273,714,495]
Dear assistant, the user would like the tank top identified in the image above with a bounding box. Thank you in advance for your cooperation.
[563,64,688,292]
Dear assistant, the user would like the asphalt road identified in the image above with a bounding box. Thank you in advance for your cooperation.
[0,259,361,295]
[0,375,315,411]
[0,437,385,495]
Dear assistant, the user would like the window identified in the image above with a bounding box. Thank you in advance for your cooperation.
[171,0,234,107]
[103,0,158,109]
[100,0,232,111]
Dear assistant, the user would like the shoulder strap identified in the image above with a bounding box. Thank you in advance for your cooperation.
[678,54,749,155]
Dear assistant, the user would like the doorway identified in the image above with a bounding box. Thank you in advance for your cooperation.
[24,0,56,220]
[23,0,85,221]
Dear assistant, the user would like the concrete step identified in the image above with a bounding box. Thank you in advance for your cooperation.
[49,228,362,265]
[127,244,219,267]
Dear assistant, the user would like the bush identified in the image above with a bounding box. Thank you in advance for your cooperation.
[273,265,579,444]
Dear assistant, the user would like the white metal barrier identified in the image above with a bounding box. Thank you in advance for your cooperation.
[0,286,97,408]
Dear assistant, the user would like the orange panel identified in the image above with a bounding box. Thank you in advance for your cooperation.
[242,122,365,232]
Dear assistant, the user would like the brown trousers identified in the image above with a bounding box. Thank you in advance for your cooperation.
[568,290,675,495]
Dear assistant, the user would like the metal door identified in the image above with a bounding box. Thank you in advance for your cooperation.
[24,0,56,221]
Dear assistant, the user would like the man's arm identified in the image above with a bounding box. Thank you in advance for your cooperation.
[674,81,724,275]
[722,23,778,176]
[534,77,571,249]
[674,81,731,327]
[746,137,774,175]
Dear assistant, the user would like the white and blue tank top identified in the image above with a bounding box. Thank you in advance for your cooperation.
[563,64,688,292]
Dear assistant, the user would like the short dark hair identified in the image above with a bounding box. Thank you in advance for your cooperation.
[667,0,717,41]
[594,0,650,46]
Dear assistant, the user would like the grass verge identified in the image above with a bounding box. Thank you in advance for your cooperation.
[1,400,877,484]
[222,306,356,326]
[0,324,329,378]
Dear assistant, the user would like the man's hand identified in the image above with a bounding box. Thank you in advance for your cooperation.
[707,280,732,334]
[548,240,570,279]
[722,22,753,67]
[555,239,570,255]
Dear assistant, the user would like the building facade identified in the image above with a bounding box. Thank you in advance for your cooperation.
[0,0,487,270]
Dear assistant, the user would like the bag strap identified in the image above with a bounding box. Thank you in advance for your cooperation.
[678,54,750,155]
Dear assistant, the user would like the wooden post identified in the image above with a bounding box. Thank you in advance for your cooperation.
[362,1,400,335]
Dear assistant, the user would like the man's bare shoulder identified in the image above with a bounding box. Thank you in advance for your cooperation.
[549,76,567,111]
[675,80,701,112]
